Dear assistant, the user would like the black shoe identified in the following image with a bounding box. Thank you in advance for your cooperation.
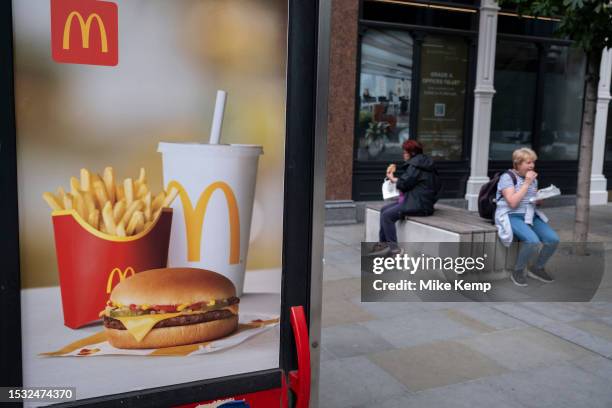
[369,242,391,256]
[527,267,554,283]
[510,270,528,287]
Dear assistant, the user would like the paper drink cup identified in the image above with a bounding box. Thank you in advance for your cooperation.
[51,209,173,329]
[158,142,263,296]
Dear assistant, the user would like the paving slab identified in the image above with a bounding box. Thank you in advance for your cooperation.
[369,340,508,392]
[443,308,498,333]
[319,344,338,363]
[321,322,396,358]
[329,260,361,278]
[323,263,359,282]
[539,321,612,357]
[323,244,361,265]
[569,320,612,342]
[445,304,529,330]
[351,297,431,320]
[318,356,408,408]
[325,224,366,246]
[456,327,595,371]
[520,302,589,322]
[360,310,483,348]
[354,378,527,408]
[322,277,362,302]
[322,298,376,328]
[569,355,612,380]
[491,303,557,328]
[482,361,612,408]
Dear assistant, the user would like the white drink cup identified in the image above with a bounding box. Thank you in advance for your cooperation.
[158,142,263,296]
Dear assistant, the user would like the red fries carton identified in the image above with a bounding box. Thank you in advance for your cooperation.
[51,208,172,328]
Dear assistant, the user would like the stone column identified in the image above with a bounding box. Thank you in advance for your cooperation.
[324,0,360,224]
[465,0,499,211]
[325,0,359,201]
[590,48,611,205]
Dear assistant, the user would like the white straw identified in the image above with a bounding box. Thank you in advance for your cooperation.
[209,90,227,144]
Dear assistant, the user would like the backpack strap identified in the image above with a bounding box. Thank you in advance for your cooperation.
[495,170,518,205]
[506,169,518,186]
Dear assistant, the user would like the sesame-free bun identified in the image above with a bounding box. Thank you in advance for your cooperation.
[110,267,236,306]
[105,315,238,349]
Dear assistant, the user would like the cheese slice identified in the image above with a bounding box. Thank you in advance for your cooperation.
[113,306,239,342]
[115,312,182,342]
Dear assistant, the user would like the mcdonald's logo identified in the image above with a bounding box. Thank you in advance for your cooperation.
[106,267,135,294]
[51,0,118,66]
[167,180,240,264]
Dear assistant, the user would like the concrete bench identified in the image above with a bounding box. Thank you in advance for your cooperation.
[365,202,518,277]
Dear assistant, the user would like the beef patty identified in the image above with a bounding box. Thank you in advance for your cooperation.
[104,309,236,330]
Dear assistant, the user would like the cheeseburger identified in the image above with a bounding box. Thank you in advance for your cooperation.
[101,267,239,349]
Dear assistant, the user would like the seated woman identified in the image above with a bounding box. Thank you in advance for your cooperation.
[495,147,560,287]
[370,140,441,256]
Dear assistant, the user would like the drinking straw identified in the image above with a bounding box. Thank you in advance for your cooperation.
[209,90,227,144]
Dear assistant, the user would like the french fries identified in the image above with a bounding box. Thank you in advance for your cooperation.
[42,166,177,237]
[103,167,116,204]
[124,178,134,205]
[42,192,63,211]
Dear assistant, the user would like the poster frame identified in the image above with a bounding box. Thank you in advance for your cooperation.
[0,0,319,405]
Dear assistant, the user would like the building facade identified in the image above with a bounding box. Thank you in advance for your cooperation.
[326,0,612,214]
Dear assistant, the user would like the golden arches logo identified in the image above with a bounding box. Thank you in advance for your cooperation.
[62,11,109,53]
[106,267,135,294]
[167,180,240,264]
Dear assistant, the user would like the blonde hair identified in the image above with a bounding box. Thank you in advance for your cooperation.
[512,147,537,169]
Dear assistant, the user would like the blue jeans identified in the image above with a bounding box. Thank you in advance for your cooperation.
[509,214,560,273]
[379,202,403,245]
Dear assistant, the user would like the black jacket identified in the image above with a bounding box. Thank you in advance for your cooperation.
[396,153,441,216]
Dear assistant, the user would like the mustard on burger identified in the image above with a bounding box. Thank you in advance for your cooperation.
[101,267,239,349]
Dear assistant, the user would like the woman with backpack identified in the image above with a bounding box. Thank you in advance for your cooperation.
[495,147,560,287]
[370,140,441,256]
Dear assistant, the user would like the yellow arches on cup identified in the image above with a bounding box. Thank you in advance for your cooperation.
[167,180,240,264]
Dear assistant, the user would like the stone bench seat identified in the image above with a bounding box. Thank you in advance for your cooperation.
[365,202,498,243]
[365,202,517,277]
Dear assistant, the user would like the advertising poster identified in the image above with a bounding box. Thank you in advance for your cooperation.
[417,35,468,161]
[13,0,288,403]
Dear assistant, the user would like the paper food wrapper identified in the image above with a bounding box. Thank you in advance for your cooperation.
[51,209,173,329]
[41,315,279,357]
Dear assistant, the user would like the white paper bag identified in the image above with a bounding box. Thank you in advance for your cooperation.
[382,179,400,200]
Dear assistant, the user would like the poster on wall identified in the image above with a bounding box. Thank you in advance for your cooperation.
[13,0,288,403]
[417,35,468,161]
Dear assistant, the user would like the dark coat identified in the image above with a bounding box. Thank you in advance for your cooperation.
[396,153,441,216]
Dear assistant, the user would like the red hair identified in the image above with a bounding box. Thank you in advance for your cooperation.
[402,140,423,156]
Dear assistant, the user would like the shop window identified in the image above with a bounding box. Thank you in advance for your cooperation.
[417,35,468,161]
[357,29,413,162]
[490,41,538,160]
[491,41,586,161]
[539,46,586,160]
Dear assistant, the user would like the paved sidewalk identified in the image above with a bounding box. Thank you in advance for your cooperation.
[319,204,612,408]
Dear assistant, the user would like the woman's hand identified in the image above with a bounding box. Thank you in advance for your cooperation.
[386,164,397,183]
[502,170,537,209]
[525,170,538,184]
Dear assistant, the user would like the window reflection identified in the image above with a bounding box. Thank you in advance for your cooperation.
[539,45,586,160]
[490,41,538,160]
[357,29,413,161]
